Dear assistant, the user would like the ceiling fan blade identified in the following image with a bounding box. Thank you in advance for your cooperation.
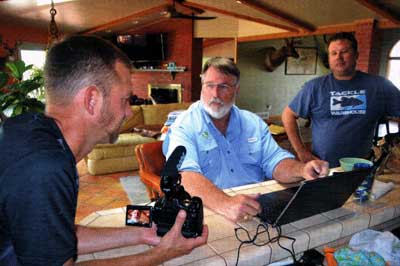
[168,1,216,20]
[190,16,217,20]
[170,11,216,20]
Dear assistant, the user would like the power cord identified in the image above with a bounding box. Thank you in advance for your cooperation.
[234,222,297,266]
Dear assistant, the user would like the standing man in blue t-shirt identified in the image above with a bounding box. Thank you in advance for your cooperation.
[164,57,329,223]
[282,32,400,167]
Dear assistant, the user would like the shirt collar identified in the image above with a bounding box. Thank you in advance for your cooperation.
[199,101,241,140]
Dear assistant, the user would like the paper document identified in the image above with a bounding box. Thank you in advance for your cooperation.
[269,124,286,135]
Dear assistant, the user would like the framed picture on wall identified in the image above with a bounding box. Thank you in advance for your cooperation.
[285,47,317,75]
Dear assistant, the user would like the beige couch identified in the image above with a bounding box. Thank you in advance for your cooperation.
[86,102,191,175]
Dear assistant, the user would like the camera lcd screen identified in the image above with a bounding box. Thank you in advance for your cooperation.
[126,205,152,227]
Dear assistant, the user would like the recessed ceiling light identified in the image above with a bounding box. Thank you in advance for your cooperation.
[160,11,168,16]
[132,21,139,24]
[236,0,242,3]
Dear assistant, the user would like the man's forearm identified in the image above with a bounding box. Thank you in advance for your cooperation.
[272,158,305,183]
[181,171,230,215]
[75,226,169,266]
[181,171,262,222]
[75,225,148,255]
[75,247,174,266]
[282,106,307,154]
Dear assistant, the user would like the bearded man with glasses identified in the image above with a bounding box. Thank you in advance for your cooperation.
[163,57,329,223]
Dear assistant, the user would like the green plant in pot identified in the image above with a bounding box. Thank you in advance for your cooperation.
[0,60,45,122]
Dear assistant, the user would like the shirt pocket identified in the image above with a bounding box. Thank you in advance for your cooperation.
[197,137,219,173]
[238,139,262,166]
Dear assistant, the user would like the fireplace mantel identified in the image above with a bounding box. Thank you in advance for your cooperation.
[135,68,185,80]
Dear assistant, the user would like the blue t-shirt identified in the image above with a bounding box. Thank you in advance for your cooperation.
[0,113,79,266]
[289,71,400,167]
[163,101,294,189]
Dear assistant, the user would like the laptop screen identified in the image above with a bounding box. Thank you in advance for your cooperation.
[257,168,371,227]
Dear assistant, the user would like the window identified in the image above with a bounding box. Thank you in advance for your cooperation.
[19,43,46,100]
[387,40,400,89]
[19,43,46,80]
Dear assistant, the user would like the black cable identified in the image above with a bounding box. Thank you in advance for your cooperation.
[234,222,297,266]
[276,225,297,263]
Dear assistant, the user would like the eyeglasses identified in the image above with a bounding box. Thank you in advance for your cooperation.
[202,82,237,92]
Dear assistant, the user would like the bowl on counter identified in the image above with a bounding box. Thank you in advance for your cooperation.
[339,157,373,171]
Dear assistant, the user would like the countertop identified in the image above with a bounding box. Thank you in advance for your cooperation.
[77,173,400,265]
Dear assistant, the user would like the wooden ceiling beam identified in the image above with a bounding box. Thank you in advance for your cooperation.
[238,0,315,32]
[238,22,358,43]
[378,19,400,29]
[182,2,299,32]
[82,4,170,34]
[203,38,234,48]
[356,0,400,25]
[238,17,400,43]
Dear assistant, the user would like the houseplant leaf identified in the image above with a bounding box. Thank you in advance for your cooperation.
[0,72,8,88]
[0,59,44,121]
[5,60,32,81]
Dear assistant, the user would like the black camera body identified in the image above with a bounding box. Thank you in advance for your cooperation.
[152,146,204,238]
[153,191,203,238]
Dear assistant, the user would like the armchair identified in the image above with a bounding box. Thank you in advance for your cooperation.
[135,141,165,201]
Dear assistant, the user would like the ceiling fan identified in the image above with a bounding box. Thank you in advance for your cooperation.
[167,0,216,20]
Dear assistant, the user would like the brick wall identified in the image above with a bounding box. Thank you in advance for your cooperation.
[355,19,382,75]
[0,19,199,102]
[0,23,47,58]
[130,19,199,102]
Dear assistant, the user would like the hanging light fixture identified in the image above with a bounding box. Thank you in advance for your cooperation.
[47,0,60,49]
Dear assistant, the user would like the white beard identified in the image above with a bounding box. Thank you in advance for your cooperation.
[201,94,235,119]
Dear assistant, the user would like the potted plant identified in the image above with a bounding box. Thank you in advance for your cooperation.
[0,60,45,122]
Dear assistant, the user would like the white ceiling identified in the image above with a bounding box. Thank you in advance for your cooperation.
[1,0,399,41]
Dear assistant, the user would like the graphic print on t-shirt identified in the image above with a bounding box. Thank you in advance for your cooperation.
[330,89,366,115]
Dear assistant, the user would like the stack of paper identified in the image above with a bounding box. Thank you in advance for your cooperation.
[269,124,286,135]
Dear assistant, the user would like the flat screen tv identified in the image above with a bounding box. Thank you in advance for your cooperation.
[112,33,167,63]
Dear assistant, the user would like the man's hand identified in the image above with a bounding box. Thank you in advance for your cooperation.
[139,224,161,246]
[297,149,319,163]
[222,194,261,223]
[302,160,329,180]
[155,210,208,259]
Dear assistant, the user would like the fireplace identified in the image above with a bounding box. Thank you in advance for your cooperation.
[148,83,182,104]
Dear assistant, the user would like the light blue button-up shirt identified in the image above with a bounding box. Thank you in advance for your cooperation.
[163,101,294,189]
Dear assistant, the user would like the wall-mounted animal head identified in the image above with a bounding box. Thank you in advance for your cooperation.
[313,35,329,69]
[264,38,299,72]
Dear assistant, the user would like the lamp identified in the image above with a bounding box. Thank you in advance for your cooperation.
[47,0,59,49]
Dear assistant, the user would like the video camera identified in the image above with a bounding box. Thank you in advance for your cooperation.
[126,146,204,238]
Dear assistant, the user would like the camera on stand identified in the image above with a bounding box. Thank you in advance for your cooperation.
[126,146,204,238]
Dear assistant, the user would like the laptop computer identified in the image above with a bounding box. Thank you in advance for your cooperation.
[257,168,372,227]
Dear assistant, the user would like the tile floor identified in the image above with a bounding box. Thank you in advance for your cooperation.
[75,160,137,223]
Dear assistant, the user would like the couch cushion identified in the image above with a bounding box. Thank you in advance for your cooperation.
[88,133,156,160]
[96,133,155,147]
[88,145,135,160]
[141,102,191,125]
[87,156,139,175]
[119,105,145,133]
